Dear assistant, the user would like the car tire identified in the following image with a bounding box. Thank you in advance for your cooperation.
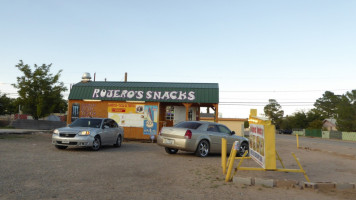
[195,140,210,157]
[237,142,249,157]
[113,135,122,148]
[91,136,101,151]
[165,147,178,154]
[55,145,68,150]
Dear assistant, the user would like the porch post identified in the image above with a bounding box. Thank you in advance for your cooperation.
[183,103,192,121]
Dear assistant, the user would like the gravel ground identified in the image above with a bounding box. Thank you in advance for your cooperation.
[0,133,355,200]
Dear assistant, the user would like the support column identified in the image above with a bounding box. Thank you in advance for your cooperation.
[213,104,219,123]
[183,103,192,121]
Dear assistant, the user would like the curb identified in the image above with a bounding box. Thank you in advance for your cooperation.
[233,176,356,191]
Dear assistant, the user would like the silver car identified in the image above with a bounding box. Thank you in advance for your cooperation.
[52,118,124,151]
[157,121,249,157]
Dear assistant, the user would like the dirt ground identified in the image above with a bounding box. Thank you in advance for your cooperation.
[0,133,355,200]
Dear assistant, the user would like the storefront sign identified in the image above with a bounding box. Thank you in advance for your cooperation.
[108,103,145,127]
[249,124,265,168]
[92,89,196,101]
[143,105,158,135]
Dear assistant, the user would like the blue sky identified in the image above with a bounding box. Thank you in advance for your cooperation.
[0,0,355,118]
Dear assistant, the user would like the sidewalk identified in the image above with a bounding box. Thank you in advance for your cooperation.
[0,129,52,134]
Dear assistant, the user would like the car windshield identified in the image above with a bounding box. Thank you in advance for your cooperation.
[69,119,102,128]
[174,122,202,129]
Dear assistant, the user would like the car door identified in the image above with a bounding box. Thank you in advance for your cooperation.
[101,119,114,145]
[206,124,227,153]
[218,125,238,151]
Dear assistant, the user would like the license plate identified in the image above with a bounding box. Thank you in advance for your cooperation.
[164,139,174,144]
[61,140,70,144]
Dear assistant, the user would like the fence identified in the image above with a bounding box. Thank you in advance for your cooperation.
[293,129,356,142]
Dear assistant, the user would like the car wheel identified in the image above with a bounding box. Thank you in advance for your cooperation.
[195,140,209,157]
[114,135,122,148]
[165,147,178,154]
[55,145,68,150]
[91,136,101,151]
[237,142,249,157]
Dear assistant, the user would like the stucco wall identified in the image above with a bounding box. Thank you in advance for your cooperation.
[200,117,247,136]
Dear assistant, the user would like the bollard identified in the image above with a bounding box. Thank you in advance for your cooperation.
[222,138,227,174]
[296,134,299,149]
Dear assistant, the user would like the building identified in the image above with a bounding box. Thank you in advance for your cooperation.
[67,74,219,139]
[323,118,337,131]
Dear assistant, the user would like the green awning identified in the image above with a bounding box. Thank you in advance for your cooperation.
[68,81,219,104]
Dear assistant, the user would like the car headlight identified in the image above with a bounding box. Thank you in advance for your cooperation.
[78,131,90,136]
[53,129,59,134]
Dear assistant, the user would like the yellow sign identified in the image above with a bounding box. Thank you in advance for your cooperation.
[108,103,145,127]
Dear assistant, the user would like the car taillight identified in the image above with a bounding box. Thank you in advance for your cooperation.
[184,130,192,139]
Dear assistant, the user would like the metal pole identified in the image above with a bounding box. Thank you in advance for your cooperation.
[222,138,227,174]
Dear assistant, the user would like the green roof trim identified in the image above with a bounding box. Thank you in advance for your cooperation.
[68,81,219,103]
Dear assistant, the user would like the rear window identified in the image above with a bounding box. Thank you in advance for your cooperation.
[174,122,202,129]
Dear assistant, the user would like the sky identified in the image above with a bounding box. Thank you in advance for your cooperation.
[0,0,355,118]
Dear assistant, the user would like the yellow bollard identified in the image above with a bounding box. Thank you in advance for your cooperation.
[221,138,227,174]
[225,141,238,182]
[296,134,299,149]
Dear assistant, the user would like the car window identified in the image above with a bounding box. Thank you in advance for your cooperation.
[174,122,202,129]
[207,125,219,132]
[218,125,231,134]
[103,119,113,128]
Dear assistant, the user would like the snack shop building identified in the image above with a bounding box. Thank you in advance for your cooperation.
[67,75,219,140]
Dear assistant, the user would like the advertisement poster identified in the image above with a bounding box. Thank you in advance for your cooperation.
[249,124,265,168]
[108,103,145,127]
[143,105,158,135]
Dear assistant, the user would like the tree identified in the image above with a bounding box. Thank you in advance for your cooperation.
[264,99,284,129]
[335,90,356,131]
[314,91,341,119]
[12,60,67,120]
[0,92,17,115]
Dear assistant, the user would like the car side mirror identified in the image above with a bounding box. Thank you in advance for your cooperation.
[103,125,110,129]
[231,131,235,135]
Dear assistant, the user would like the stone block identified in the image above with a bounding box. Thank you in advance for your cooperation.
[255,178,274,188]
[336,183,355,190]
[233,176,253,186]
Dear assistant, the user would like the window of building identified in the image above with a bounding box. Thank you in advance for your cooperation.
[166,106,174,120]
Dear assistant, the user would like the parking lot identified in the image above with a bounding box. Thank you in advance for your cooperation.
[1,133,355,200]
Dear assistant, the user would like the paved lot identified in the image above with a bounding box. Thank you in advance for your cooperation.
[0,132,355,200]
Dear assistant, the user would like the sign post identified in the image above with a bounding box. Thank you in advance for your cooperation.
[223,109,310,182]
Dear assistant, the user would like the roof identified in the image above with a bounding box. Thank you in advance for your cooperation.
[68,81,219,103]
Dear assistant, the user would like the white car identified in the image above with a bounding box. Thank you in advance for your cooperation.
[52,118,124,151]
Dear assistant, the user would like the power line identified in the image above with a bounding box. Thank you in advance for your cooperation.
[220,89,353,93]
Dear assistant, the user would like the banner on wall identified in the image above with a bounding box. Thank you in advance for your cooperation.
[108,103,145,127]
[143,105,158,135]
[249,124,265,168]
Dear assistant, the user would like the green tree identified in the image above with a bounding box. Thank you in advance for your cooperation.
[306,109,323,129]
[264,99,284,129]
[12,60,67,120]
[0,93,17,115]
[335,90,356,131]
[314,91,341,119]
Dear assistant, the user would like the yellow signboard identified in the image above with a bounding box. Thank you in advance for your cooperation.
[108,103,145,127]
[249,109,276,170]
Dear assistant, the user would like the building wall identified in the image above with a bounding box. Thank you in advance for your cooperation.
[200,117,247,136]
[67,100,159,140]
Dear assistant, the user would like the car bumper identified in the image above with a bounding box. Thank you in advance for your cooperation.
[157,135,197,152]
[52,134,94,147]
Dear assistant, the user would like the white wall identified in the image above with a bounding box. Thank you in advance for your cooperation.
[173,106,197,125]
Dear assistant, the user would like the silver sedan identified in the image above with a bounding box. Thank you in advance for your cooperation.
[157,121,249,157]
[52,118,124,151]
